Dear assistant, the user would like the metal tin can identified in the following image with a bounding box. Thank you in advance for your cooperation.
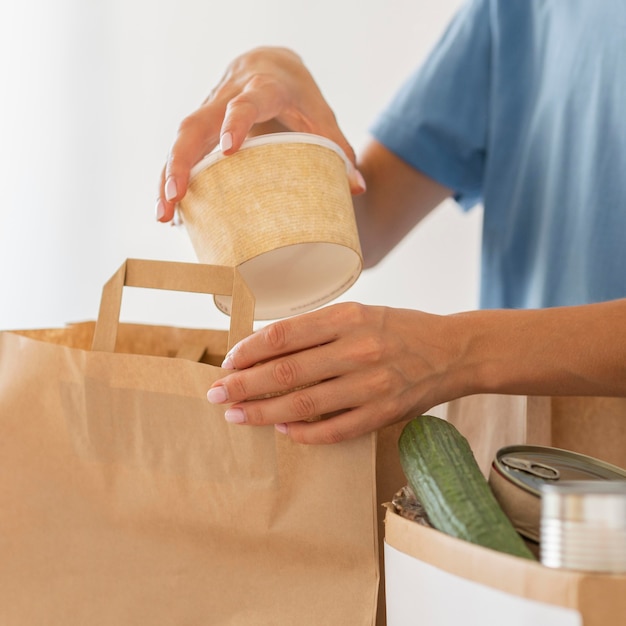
[540,481,626,573]
[488,445,626,545]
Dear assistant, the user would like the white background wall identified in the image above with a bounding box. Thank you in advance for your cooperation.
[0,0,480,333]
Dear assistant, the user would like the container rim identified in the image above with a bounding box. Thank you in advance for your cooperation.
[540,480,626,495]
[189,132,352,180]
[493,444,626,496]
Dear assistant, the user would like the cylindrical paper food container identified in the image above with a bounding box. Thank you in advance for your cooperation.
[177,133,363,320]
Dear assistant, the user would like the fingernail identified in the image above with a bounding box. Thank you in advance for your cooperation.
[165,176,178,202]
[221,352,236,369]
[155,199,166,221]
[207,385,228,404]
[224,408,246,424]
[220,132,233,152]
[171,209,183,227]
[354,169,367,192]
[275,423,289,435]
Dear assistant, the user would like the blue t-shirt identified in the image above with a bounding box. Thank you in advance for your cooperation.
[371,0,626,309]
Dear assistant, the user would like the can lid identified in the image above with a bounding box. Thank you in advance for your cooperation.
[488,445,626,544]
[541,479,626,497]
[541,479,626,524]
[493,445,626,497]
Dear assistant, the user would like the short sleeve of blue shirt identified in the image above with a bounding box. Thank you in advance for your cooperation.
[371,0,491,211]
[371,0,626,309]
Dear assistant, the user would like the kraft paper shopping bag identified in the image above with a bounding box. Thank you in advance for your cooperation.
[0,259,386,625]
[432,394,625,476]
[384,507,626,626]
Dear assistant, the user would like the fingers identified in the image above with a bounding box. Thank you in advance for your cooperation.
[220,77,287,152]
[205,303,416,444]
[347,165,367,195]
[156,47,366,222]
[157,102,225,222]
[211,338,351,407]
[211,360,393,426]
[156,80,289,223]
[221,305,350,371]
[285,408,391,445]
[210,369,406,445]
[220,303,381,379]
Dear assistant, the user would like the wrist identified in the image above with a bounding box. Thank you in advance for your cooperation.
[446,306,589,398]
[436,298,626,403]
[441,309,498,398]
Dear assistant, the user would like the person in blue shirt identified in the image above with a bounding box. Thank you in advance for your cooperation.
[157,0,626,445]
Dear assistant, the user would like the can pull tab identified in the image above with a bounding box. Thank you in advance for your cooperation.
[501,455,561,480]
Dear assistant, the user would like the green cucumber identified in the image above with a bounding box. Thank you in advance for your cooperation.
[398,415,535,560]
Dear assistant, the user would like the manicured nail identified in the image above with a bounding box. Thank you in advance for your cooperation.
[275,423,289,435]
[224,408,246,424]
[354,169,367,192]
[155,199,166,221]
[165,176,177,201]
[346,162,366,193]
[220,132,233,152]
[171,209,183,227]
[221,352,236,369]
[207,386,228,404]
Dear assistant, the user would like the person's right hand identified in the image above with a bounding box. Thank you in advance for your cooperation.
[156,46,365,223]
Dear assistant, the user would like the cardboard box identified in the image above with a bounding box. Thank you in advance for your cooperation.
[384,508,626,626]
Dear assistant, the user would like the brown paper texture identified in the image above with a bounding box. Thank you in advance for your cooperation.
[375,423,410,625]
[432,394,626,477]
[5,259,624,624]
[384,508,626,625]
[550,396,626,469]
[177,135,363,319]
[388,393,626,625]
[0,260,382,625]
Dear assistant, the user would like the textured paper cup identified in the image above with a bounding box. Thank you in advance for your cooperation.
[177,133,363,319]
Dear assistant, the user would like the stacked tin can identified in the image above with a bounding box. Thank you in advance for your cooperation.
[489,445,626,572]
[540,481,626,573]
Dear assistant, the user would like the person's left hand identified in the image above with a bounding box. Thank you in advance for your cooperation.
[207,302,464,444]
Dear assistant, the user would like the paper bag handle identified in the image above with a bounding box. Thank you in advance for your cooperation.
[91,259,255,353]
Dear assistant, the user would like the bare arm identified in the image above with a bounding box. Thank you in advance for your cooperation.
[207,298,626,445]
[453,299,626,399]
[354,140,452,267]
[157,47,626,445]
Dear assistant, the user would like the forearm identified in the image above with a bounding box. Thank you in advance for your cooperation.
[354,140,452,268]
[447,299,626,399]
